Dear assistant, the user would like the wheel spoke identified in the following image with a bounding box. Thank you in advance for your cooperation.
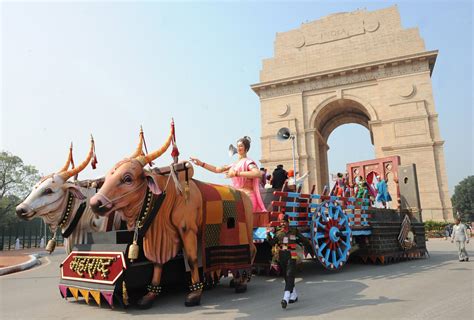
[324,247,330,262]
[318,242,327,255]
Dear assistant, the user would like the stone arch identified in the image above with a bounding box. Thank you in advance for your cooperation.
[309,94,379,131]
[340,94,379,121]
[310,98,376,191]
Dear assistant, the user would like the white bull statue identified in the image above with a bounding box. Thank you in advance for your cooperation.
[15,133,148,253]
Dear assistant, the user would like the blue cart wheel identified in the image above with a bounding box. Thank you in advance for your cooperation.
[311,201,351,270]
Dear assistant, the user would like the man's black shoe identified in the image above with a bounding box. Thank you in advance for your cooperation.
[289,297,298,304]
[281,299,287,309]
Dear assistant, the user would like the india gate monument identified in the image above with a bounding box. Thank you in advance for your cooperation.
[252,6,452,221]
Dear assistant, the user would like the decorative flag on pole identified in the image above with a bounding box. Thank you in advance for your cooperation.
[91,134,98,170]
[171,118,180,164]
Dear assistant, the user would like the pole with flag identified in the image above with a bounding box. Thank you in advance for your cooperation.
[171,118,180,164]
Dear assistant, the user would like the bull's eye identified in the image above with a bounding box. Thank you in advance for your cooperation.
[122,174,133,185]
[43,188,53,195]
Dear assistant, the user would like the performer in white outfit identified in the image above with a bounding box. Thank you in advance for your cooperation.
[451,217,470,261]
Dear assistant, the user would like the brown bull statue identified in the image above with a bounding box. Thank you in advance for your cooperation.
[90,125,256,308]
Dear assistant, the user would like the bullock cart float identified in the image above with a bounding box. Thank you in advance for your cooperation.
[51,126,427,309]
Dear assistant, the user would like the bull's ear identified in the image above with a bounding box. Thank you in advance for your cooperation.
[144,171,162,195]
[63,183,86,200]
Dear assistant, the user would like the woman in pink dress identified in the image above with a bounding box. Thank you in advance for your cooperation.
[190,136,266,212]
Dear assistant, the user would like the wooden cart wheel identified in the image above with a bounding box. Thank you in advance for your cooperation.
[311,201,352,270]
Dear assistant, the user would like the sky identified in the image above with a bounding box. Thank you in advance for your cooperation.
[1,0,472,194]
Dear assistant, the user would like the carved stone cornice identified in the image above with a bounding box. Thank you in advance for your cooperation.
[251,51,437,100]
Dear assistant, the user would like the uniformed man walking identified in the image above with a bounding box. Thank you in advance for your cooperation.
[267,214,312,309]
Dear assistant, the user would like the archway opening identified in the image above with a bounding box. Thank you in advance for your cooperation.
[312,98,375,192]
[327,124,375,190]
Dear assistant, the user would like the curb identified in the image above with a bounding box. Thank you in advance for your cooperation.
[0,254,40,276]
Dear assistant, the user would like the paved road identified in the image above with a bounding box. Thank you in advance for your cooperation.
[0,238,472,320]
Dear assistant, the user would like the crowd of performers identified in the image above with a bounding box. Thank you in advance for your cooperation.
[330,172,393,208]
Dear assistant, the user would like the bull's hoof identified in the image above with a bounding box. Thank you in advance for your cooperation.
[136,292,157,310]
[184,289,202,307]
[234,283,247,293]
[229,278,235,288]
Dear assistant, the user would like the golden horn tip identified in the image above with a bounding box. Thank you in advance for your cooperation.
[70,142,73,149]
[140,125,143,133]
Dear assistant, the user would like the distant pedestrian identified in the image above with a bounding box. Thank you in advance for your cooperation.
[451,218,469,261]
[444,224,451,240]
[271,165,287,190]
[466,223,472,238]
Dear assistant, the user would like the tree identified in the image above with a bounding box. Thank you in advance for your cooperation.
[0,151,40,228]
[451,175,474,220]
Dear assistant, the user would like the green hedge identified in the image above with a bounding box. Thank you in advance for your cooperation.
[424,220,450,238]
[424,220,448,232]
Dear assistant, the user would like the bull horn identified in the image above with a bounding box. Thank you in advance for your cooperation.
[59,136,95,180]
[130,126,145,158]
[57,142,74,173]
[136,124,173,166]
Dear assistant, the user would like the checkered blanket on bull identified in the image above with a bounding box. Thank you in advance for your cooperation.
[194,180,252,275]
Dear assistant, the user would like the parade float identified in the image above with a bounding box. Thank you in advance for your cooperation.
[33,122,426,309]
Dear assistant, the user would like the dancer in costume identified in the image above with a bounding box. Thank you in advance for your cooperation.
[330,172,347,197]
[375,175,392,208]
[267,214,312,309]
[355,176,368,201]
[190,136,266,212]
